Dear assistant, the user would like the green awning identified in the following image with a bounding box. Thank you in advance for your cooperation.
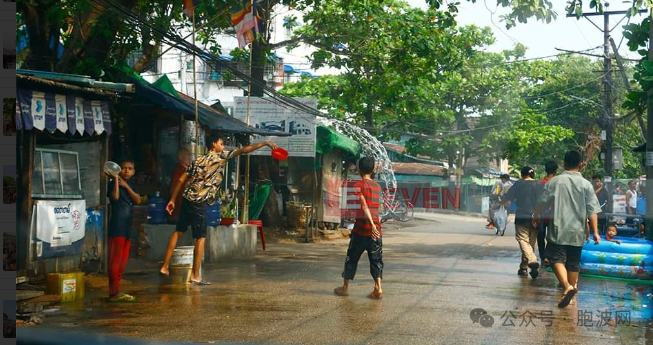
[316,125,361,158]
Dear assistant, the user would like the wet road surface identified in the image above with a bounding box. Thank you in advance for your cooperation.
[29,214,653,344]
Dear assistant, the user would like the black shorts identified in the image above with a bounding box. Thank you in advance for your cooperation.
[176,198,208,239]
[545,242,582,272]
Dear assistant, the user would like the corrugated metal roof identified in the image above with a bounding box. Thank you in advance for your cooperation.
[392,163,445,176]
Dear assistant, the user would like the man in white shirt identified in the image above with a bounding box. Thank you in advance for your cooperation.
[626,180,638,215]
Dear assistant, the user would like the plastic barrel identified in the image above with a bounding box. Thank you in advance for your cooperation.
[148,194,167,224]
[206,201,221,227]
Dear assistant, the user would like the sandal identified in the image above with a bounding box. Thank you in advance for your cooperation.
[109,294,136,303]
[190,280,212,286]
[558,289,577,308]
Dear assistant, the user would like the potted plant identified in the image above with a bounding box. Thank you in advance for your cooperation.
[220,192,237,226]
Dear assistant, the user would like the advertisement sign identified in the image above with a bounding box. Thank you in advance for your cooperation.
[35,200,86,257]
[233,97,317,157]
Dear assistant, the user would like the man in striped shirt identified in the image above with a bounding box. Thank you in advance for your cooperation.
[335,156,383,299]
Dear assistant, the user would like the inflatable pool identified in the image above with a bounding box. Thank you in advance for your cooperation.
[580,237,653,280]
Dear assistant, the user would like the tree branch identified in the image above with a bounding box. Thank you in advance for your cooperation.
[269,38,301,50]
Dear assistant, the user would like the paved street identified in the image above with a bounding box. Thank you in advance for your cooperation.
[26,214,653,345]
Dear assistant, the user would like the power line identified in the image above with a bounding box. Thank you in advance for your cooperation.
[483,0,520,45]
[87,0,328,124]
[83,0,625,147]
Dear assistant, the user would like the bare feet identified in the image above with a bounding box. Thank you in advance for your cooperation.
[368,290,383,299]
[159,268,169,276]
[334,286,349,296]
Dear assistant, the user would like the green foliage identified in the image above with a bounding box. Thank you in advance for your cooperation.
[15,0,310,75]
[289,0,470,127]
[427,0,557,29]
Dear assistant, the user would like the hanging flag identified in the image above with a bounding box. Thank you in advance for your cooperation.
[183,0,199,18]
[231,0,260,48]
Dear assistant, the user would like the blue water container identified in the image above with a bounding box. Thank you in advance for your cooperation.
[637,196,646,215]
[206,201,221,226]
[148,191,167,224]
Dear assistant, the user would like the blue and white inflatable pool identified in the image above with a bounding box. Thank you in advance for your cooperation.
[580,237,653,280]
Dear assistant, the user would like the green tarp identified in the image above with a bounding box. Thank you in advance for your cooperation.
[152,75,179,97]
[316,125,361,158]
[249,184,271,220]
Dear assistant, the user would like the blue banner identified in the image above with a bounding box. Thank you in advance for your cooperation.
[16,89,112,136]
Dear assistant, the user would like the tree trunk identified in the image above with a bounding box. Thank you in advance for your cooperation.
[55,0,139,74]
[133,40,161,74]
[19,1,61,71]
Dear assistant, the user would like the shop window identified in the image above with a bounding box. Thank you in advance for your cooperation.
[32,148,82,199]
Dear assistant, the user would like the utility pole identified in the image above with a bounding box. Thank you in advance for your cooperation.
[603,13,614,214]
[567,8,639,214]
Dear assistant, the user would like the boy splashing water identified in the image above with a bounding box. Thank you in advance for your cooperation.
[107,158,141,302]
[335,156,383,299]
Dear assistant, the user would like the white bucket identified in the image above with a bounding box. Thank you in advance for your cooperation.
[170,246,195,266]
[169,246,203,285]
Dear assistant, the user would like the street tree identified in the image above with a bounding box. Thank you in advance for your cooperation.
[285,0,479,128]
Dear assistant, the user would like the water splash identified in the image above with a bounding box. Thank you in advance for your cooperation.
[318,117,396,196]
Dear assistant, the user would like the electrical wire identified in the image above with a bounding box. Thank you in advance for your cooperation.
[82,0,621,145]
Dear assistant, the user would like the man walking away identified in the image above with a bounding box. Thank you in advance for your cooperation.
[487,174,511,229]
[534,150,601,308]
[538,160,558,267]
[502,167,542,279]
[593,176,609,234]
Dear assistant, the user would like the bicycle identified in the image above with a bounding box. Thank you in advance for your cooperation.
[380,193,414,223]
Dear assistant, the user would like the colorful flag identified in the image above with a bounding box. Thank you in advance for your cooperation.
[183,0,199,18]
[231,0,260,48]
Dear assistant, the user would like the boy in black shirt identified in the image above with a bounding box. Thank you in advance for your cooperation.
[107,158,141,302]
[502,166,542,279]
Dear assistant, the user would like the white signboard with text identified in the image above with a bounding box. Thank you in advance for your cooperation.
[36,200,86,248]
[613,195,627,214]
[233,97,317,157]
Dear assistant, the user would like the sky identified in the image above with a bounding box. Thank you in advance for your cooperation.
[405,0,647,61]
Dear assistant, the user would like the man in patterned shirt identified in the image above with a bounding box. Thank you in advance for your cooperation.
[160,134,277,285]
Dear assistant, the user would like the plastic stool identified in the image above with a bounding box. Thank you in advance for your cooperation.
[249,220,266,251]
